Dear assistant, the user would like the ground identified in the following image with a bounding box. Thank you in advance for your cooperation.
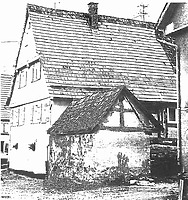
[1,170,179,200]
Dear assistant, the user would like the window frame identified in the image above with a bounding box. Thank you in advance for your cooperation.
[31,103,42,124]
[167,107,177,123]
[31,61,41,83]
[19,68,27,89]
[19,106,25,126]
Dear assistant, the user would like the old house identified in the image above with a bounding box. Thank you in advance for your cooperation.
[155,2,188,198]
[1,74,12,168]
[7,3,177,176]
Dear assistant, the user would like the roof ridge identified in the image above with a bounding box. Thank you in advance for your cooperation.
[27,3,155,29]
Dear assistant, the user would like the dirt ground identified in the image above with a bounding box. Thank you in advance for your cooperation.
[1,170,179,200]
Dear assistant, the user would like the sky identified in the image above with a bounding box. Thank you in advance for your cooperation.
[0,0,166,74]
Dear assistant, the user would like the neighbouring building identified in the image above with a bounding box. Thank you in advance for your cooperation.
[7,3,177,177]
[1,73,12,168]
[155,3,188,199]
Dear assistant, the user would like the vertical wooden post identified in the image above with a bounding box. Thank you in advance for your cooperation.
[164,108,168,138]
[119,100,124,127]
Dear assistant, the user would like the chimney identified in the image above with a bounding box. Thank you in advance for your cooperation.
[88,2,98,29]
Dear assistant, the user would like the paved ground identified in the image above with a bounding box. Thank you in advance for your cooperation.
[1,170,179,200]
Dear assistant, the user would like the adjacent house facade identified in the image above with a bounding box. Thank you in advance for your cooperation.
[155,3,188,199]
[1,73,12,167]
[7,3,177,176]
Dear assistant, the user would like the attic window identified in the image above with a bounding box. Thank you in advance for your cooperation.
[19,69,27,88]
[31,62,41,82]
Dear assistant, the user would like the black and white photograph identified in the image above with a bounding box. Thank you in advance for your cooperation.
[1,0,188,199]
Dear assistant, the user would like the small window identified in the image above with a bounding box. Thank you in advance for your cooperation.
[12,108,19,127]
[2,123,9,133]
[19,69,27,88]
[5,143,9,154]
[11,110,14,126]
[41,102,50,124]
[31,62,41,82]
[19,107,25,126]
[1,141,4,153]
[31,104,42,124]
[3,123,6,133]
[167,108,177,122]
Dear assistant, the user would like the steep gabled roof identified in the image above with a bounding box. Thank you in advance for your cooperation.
[48,86,163,135]
[1,74,12,120]
[24,4,176,102]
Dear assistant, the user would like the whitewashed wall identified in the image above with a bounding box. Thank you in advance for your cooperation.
[83,130,150,170]
[9,97,71,174]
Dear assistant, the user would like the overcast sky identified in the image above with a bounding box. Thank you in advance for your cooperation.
[0,0,166,73]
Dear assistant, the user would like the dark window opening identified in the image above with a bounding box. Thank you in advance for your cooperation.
[168,108,176,122]
[1,141,4,153]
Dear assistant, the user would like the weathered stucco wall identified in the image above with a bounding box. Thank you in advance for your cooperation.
[49,130,150,185]
[17,18,38,68]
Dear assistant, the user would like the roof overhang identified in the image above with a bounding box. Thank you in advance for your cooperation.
[155,3,177,30]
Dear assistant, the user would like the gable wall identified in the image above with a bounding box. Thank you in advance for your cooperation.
[10,61,49,107]
[17,18,38,68]
[51,98,72,125]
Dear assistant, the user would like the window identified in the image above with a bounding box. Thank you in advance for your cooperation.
[41,102,50,124]
[31,104,42,124]
[2,123,9,133]
[12,108,19,127]
[19,69,27,88]
[3,123,6,133]
[167,108,177,123]
[31,62,41,82]
[19,107,25,126]
[1,141,4,153]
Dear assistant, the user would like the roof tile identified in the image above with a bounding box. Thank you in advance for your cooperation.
[28,4,176,102]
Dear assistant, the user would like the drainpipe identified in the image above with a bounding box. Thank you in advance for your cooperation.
[157,39,182,173]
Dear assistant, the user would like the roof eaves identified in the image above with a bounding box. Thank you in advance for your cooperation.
[155,3,170,30]
[155,3,178,30]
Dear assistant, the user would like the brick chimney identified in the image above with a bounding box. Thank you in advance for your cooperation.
[88,2,98,29]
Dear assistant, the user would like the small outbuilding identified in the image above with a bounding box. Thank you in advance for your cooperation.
[47,86,163,186]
